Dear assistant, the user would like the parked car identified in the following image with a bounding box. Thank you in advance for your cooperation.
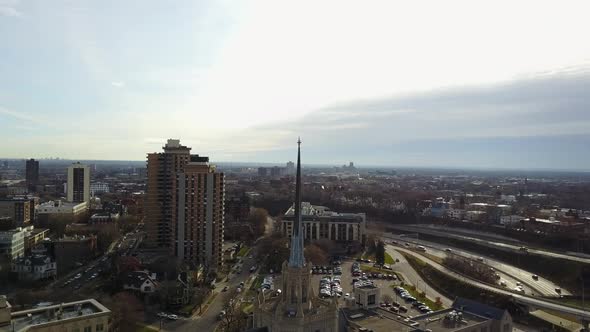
[532,274,539,280]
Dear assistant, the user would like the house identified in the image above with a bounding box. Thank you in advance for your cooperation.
[123,270,158,294]
[12,254,57,281]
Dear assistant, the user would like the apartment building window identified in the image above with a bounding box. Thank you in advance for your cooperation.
[96,323,104,331]
[84,326,92,332]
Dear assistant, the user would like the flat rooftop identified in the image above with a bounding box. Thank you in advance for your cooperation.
[412,309,488,331]
[285,202,364,219]
[3,299,110,332]
[343,307,490,332]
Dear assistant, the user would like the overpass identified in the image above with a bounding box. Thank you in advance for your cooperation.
[384,224,590,265]
[390,245,590,330]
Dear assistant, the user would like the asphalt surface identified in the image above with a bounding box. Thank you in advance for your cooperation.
[391,246,590,322]
[155,250,259,332]
[388,224,590,265]
[383,234,570,297]
[52,229,144,292]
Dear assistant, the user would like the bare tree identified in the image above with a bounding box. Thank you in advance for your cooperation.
[304,244,329,265]
[219,291,248,332]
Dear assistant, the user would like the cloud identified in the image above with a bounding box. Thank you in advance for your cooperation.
[0,106,37,123]
[0,0,22,17]
[111,81,125,88]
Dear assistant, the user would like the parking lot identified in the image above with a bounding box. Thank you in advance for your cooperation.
[311,258,438,318]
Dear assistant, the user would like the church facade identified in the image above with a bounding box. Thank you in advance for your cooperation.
[253,139,339,332]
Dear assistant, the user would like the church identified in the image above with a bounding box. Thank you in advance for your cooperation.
[252,139,339,332]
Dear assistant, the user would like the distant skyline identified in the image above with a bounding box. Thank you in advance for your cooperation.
[1,1,590,170]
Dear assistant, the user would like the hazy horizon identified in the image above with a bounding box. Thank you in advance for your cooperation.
[2,1,590,170]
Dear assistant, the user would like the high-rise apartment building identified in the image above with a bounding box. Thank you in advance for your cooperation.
[66,162,90,203]
[145,139,225,269]
[25,159,39,193]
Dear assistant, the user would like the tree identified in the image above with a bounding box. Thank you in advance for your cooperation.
[366,234,378,253]
[193,286,211,314]
[375,240,385,266]
[248,208,269,237]
[220,294,248,332]
[97,224,119,252]
[118,215,140,234]
[101,292,144,330]
[304,244,328,265]
[256,234,289,273]
[147,256,180,280]
[314,239,335,255]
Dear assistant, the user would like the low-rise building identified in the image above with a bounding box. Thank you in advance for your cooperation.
[341,297,512,332]
[24,228,49,253]
[89,212,120,224]
[281,202,366,245]
[90,182,110,196]
[12,254,57,281]
[353,283,380,310]
[500,215,525,225]
[122,270,158,294]
[0,296,111,332]
[36,200,88,221]
[0,228,26,261]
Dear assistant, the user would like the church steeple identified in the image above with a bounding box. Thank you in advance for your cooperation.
[288,137,305,268]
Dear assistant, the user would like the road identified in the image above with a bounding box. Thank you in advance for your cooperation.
[158,248,259,332]
[387,224,590,265]
[385,245,453,307]
[383,234,569,297]
[391,246,590,323]
[51,228,145,292]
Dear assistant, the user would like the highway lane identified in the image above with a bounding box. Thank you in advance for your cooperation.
[392,246,590,322]
[398,243,537,296]
[388,224,590,265]
[380,232,571,297]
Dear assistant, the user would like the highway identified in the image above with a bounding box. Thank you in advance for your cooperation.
[389,245,590,323]
[382,233,570,297]
[385,246,453,307]
[387,224,590,265]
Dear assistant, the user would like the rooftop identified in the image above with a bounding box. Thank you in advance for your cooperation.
[3,299,110,332]
[411,308,488,331]
[285,202,364,219]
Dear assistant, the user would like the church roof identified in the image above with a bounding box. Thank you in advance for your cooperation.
[288,138,305,268]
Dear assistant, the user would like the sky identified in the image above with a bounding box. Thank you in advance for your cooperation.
[1,0,590,170]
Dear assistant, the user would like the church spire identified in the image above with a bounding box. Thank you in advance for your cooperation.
[288,137,305,267]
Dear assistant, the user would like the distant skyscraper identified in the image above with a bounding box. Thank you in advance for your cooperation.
[286,161,295,175]
[145,139,225,269]
[67,162,90,203]
[25,159,39,193]
[258,167,268,177]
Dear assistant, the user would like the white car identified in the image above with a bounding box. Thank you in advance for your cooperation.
[167,314,179,320]
[500,280,507,287]
[157,312,167,318]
